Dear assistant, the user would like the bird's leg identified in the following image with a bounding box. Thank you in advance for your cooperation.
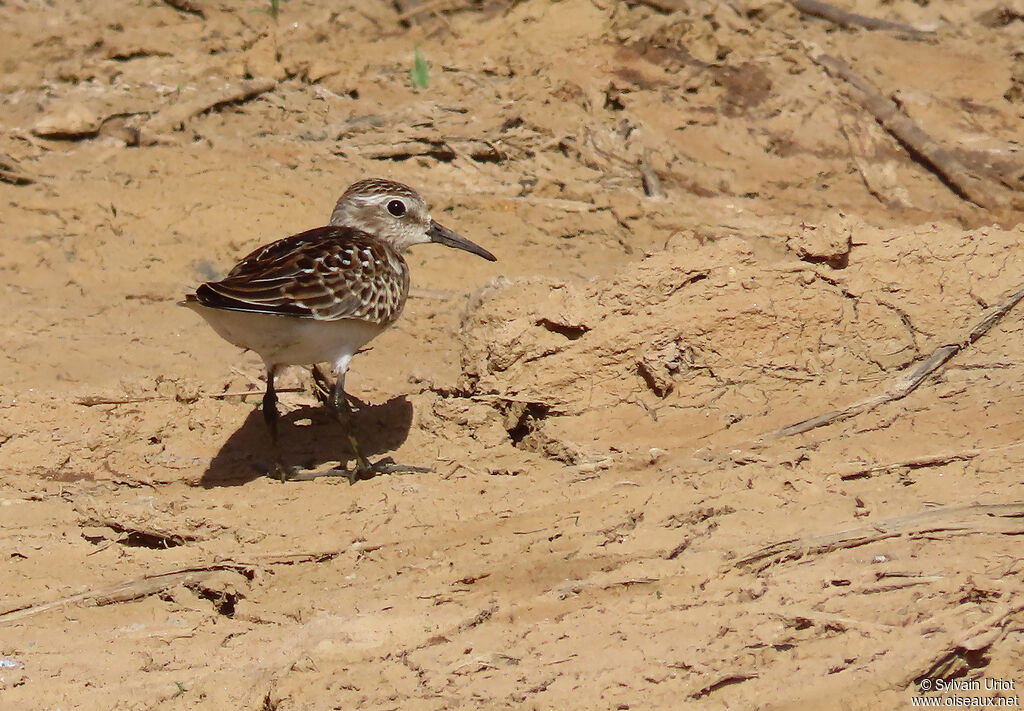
[302,369,429,484]
[311,364,367,410]
[262,366,292,481]
[292,364,430,483]
[330,376,374,481]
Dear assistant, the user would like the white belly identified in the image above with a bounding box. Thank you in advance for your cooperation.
[186,302,386,372]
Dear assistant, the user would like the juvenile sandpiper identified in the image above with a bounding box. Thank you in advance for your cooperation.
[183,178,497,481]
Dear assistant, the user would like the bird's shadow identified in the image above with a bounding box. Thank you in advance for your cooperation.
[198,395,416,487]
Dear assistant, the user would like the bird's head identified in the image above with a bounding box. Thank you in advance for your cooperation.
[329,178,496,261]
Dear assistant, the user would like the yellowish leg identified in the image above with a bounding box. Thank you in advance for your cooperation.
[305,365,431,484]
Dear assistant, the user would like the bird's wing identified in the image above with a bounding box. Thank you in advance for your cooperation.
[194,226,409,324]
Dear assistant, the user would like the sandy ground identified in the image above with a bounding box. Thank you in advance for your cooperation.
[2,0,1024,708]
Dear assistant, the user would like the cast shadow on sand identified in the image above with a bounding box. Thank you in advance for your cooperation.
[198,395,416,487]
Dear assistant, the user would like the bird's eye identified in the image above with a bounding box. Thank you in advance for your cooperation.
[387,199,406,217]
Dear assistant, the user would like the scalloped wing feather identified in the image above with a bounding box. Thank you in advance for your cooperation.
[196,226,409,325]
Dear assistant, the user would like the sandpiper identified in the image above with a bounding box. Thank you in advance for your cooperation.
[182,178,497,481]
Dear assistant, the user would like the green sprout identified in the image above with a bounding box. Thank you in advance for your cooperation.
[411,45,429,89]
[251,0,286,19]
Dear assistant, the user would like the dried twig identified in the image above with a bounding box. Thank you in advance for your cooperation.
[773,283,1024,438]
[689,672,758,699]
[0,550,344,625]
[210,387,302,399]
[0,153,36,185]
[74,387,301,406]
[79,516,200,548]
[454,604,498,633]
[791,0,932,36]
[395,0,466,20]
[811,53,1007,210]
[625,0,688,12]
[485,196,603,213]
[0,565,245,624]
[733,503,1024,572]
[904,600,1024,688]
[162,0,205,18]
[764,606,895,631]
[354,137,513,163]
[837,440,1024,480]
[145,78,277,135]
[75,395,159,406]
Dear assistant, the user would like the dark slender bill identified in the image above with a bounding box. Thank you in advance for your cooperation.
[427,220,497,262]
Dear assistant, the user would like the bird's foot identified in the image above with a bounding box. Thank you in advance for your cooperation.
[268,460,300,482]
[352,457,433,482]
[283,457,431,484]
